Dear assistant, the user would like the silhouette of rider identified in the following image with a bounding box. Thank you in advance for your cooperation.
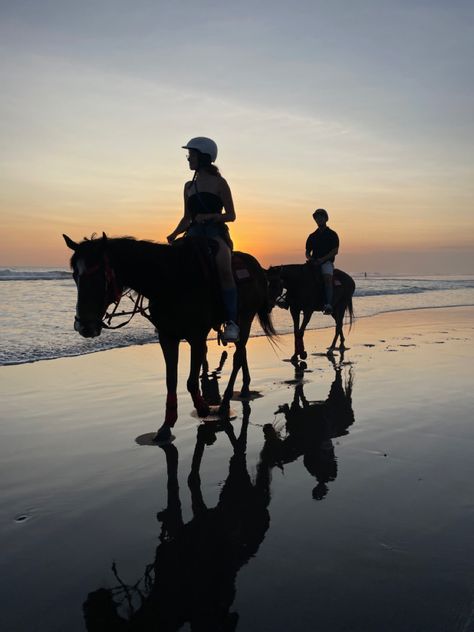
[167,137,240,343]
[305,208,339,315]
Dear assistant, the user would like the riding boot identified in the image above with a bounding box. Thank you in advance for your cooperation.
[221,287,240,342]
[222,287,238,323]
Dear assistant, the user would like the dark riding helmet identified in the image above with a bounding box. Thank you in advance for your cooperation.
[313,208,329,220]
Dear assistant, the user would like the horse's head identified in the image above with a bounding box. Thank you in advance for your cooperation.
[266,266,285,309]
[63,233,122,338]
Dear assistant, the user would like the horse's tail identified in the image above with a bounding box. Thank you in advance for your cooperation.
[344,278,356,330]
[257,303,277,339]
[345,296,355,331]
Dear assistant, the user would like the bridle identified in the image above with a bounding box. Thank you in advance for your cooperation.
[74,254,152,330]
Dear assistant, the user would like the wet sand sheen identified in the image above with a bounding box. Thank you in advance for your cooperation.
[1,306,473,631]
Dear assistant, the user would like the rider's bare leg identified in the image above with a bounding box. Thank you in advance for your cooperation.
[214,236,239,341]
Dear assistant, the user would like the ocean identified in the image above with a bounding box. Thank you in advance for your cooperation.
[1,267,473,366]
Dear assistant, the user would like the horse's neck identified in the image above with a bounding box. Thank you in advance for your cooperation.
[282,265,305,289]
[110,240,174,297]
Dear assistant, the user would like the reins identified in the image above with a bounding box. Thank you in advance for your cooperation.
[102,289,153,329]
[77,253,154,330]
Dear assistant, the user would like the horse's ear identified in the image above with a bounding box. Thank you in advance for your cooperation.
[63,234,78,251]
[102,232,108,245]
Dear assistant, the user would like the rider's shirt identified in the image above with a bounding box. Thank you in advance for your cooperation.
[306,227,339,262]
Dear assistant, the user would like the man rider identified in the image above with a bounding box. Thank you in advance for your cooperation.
[305,209,339,314]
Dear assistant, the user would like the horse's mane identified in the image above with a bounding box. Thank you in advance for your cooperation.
[80,234,168,247]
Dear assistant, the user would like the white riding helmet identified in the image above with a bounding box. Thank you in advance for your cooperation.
[182,137,218,162]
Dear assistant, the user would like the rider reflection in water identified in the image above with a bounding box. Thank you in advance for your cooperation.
[264,356,354,500]
[167,137,240,344]
[82,403,272,631]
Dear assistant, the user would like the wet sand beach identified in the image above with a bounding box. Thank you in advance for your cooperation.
[1,306,474,631]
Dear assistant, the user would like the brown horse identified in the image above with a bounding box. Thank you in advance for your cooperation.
[63,233,276,441]
[267,263,355,361]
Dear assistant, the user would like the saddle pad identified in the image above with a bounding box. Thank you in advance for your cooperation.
[232,255,251,282]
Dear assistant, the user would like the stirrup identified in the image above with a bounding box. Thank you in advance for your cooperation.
[276,295,289,309]
[323,304,333,315]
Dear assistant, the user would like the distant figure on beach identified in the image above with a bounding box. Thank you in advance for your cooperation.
[167,137,240,343]
[305,208,339,315]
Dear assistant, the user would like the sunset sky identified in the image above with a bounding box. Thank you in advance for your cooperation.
[1,0,473,273]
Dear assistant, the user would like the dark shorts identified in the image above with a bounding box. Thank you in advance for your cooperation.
[187,222,233,249]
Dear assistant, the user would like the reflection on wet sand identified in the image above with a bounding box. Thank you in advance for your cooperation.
[83,357,355,630]
[83,403,271,631]
[265,355,354,500]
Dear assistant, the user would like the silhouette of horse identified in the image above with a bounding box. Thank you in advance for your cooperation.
[262,355,354,500]
[267,263,355,361]
[63,233,276,440]
[83,403,272,631]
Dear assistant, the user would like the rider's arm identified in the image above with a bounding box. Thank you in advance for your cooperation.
[167,183,192,243]
[317,247,338,264]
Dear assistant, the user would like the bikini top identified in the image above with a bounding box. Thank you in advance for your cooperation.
[186,181,223,221]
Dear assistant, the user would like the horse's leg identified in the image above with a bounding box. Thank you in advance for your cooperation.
[237,320,252,398]
[298,310,312,360]
[338,308,346,350]
[187,337,211,418]
[329,305,345,352]
[328,314,339,352]
[154,334,180,442]
[218,330,250,416]
[291,307,303,362]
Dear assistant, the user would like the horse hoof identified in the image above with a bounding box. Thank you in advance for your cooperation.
[153,426,175,444]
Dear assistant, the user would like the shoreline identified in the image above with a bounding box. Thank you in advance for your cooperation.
[2,302,474,368]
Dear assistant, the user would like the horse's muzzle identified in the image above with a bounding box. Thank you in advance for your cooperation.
[74,317,102,338]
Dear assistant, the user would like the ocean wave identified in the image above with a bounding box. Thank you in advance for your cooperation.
[354,279,474,297]
[0,268,71,281]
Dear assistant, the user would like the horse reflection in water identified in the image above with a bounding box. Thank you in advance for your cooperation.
[83,402,272,631]
[82,360,355,630]
[263,355,354,500]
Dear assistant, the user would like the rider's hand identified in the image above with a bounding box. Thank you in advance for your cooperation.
[195,214,208,224]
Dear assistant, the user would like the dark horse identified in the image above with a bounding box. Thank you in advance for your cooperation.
[63,233,275,441]
[267,264,355,361]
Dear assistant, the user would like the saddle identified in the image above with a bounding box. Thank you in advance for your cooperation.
[175,236,251,331]
[179,236,251,286]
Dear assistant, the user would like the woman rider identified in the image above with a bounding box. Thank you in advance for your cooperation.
[167,137,240,343]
